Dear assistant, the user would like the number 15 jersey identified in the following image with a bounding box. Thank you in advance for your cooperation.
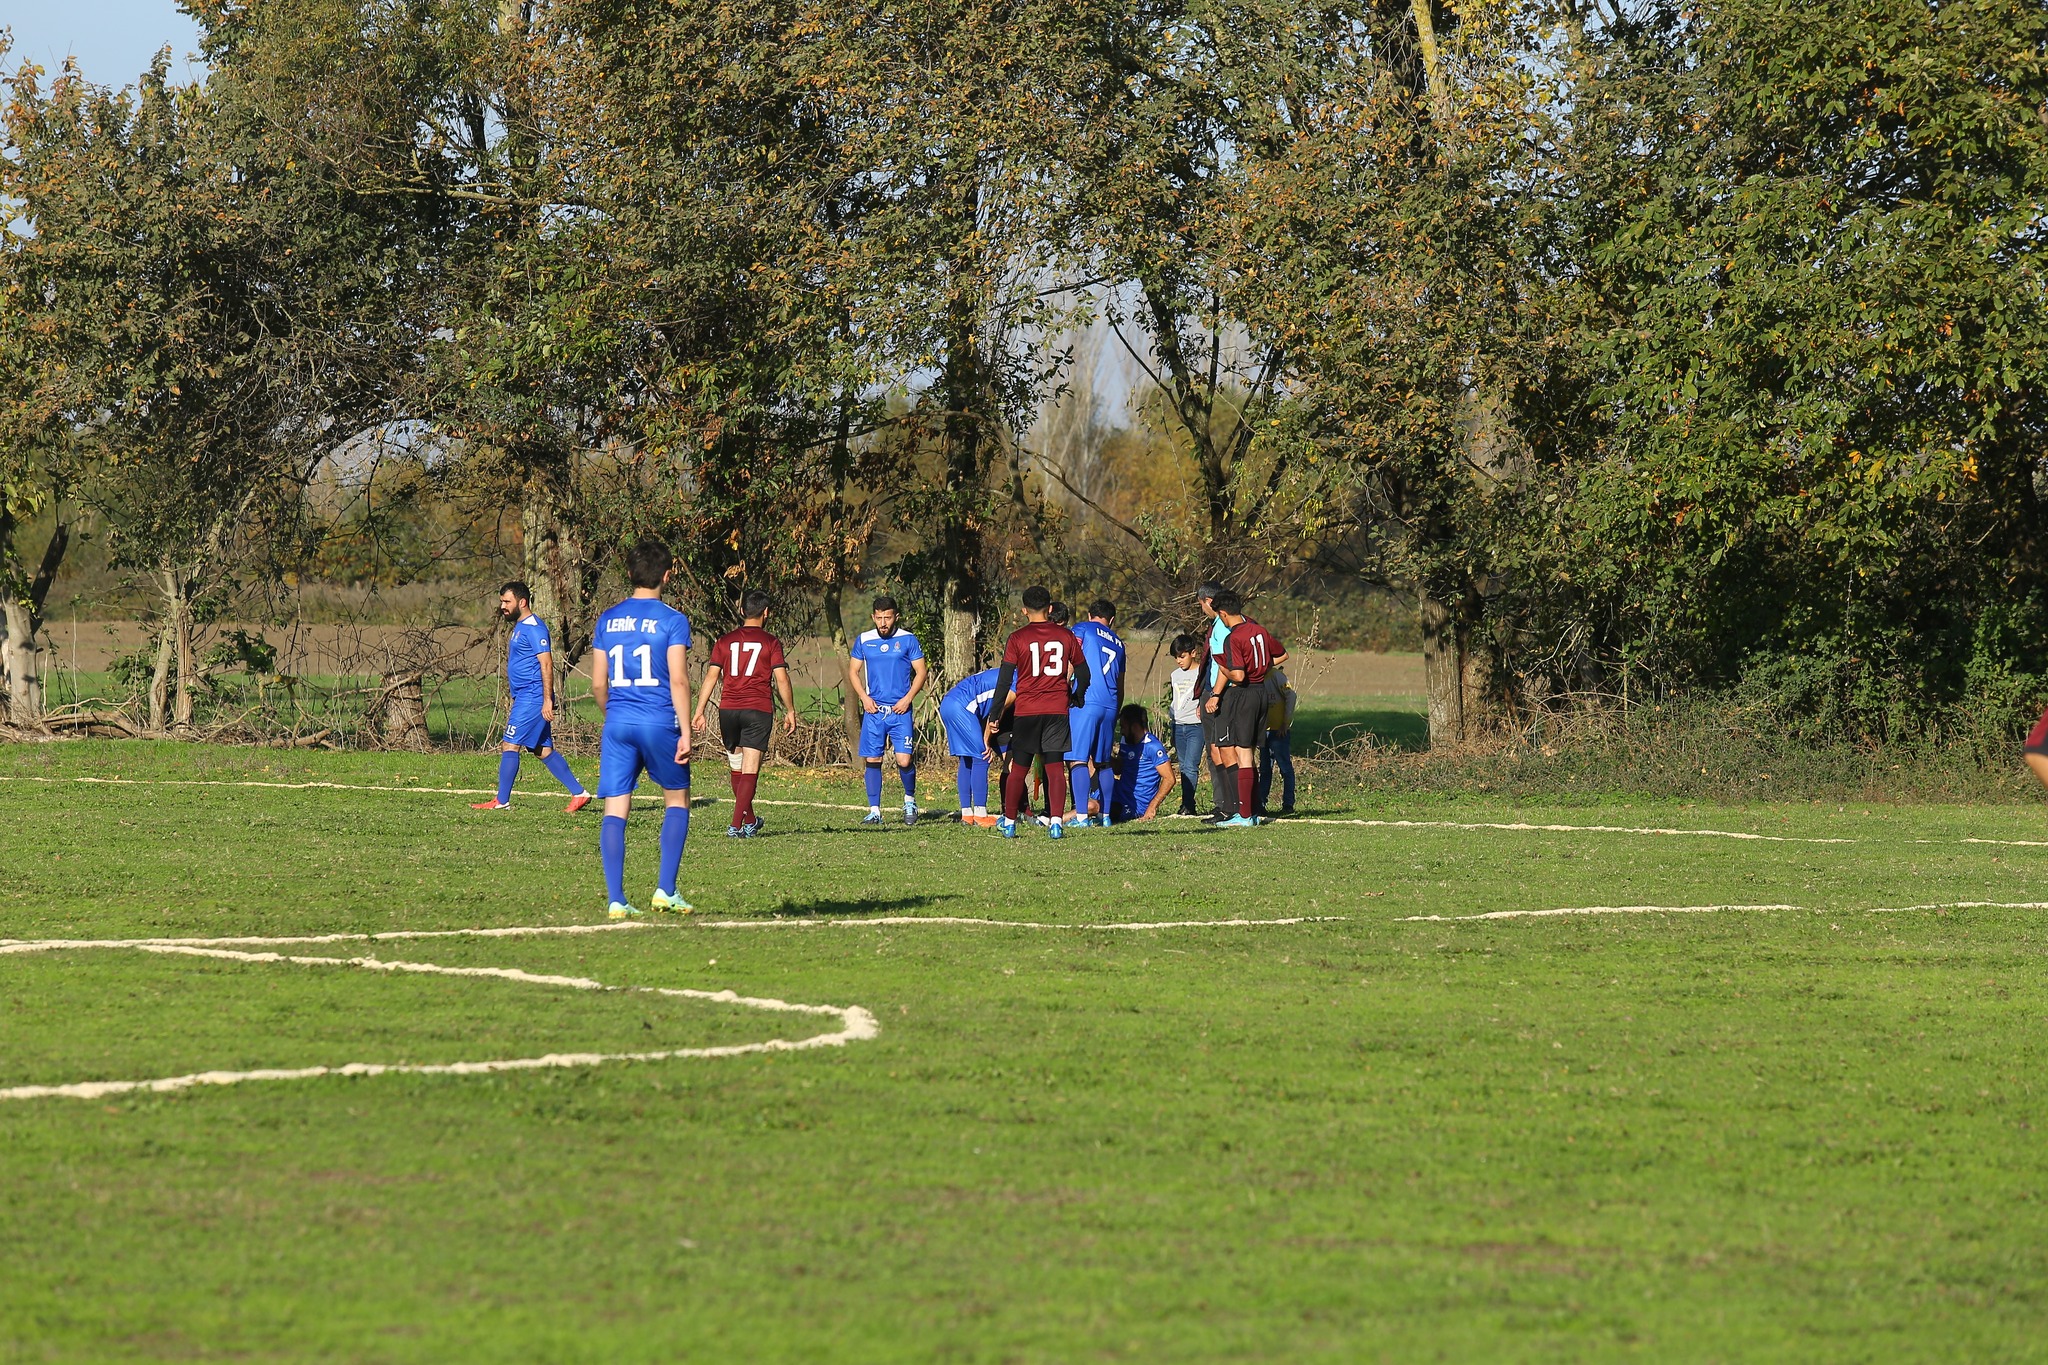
[1002,620,1081,716]
[595,597,693,726]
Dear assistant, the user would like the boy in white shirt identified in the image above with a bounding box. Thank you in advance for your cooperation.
[1166,633,1205,816]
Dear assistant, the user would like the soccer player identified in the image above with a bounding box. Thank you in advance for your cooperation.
[590,537,696,920]
[1064,599,1126,827]
[471,581,591,813]
[938,665,1002,825]
[1213,589,1287,828]
[691,589,797,839]
[1196,582,1236,821]
[986,585,1089,838]
[1110,702,1174,823]
[848,595,928,825]
[2026,706,2048,789]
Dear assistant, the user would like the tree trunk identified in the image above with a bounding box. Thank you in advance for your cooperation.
[0,599,41,726]
[1420,592,1466,747]
[147,572,177,732]
[939,245,987,683]
[521,471,596,669]
[172,582,197,733]
[823,577,864,770]
[378,670,430,750]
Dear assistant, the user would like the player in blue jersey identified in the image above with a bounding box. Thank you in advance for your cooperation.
[1111,702,1175,823]
[848,595,929,826]
[939,665,1002,825]
[589,538,696,921]
[1063,599,1126,828]
[471,582,591,813]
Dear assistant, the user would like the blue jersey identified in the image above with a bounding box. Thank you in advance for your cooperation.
[506,615,551,697]
[593,597,692,725]
[1114,730,1170,814]
[1070,620,1125,711]
[851,627,924,705]
[942,666,1002,722]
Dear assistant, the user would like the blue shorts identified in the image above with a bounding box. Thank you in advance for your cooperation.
[1066,706,1116,764]
[596,721,692,798]
[503,696,553,752]
[939,701,987,759]
[860,708,916,758]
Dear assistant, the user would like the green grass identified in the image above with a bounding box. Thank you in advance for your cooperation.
[6,741,2048,1361]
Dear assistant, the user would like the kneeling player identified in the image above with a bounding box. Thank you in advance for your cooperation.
[591,538,696,919]
[939,665,1002,825]
[693,589,797,838]
[987,585,1088,839]
[1111,702,1173,824]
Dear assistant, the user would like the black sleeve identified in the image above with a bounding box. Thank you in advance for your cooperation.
[992,663,1016,718]
[1068,651,1090,704]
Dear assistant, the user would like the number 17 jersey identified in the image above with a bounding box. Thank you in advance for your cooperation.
[595,597,693,725]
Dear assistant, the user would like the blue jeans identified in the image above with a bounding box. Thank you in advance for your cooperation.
[1256,731,1294,812]
[1172,721,1204,813]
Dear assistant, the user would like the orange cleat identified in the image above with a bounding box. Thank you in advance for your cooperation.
[470,799,510,810]
[565,793,592,814]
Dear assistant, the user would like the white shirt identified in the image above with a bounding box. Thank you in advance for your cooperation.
[1168,667,1201,725]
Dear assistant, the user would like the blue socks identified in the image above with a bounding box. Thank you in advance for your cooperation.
[956,757,975,810]
[496,751,520,805]
[1095,765,1115,818]
[540,751,584,796]
[658,807,690,895]
[899,764,915,799]
[600,815,627,904]
[864,764,883,806]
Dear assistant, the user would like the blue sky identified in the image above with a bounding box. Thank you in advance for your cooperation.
[2,0,205,86]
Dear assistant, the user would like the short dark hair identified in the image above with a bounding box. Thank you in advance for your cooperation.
[1021,585,1052,611]
[499,580,531,603]
[625,537,672,589]
[740,589,771,618]
[872,595,899,613]
[1169,632,1198,656]
[1119,701,1149,729]
[1196,582,1223,601]
[1088,599,1115,621]
[1212,589,1244,615]
[1048,601,1071,625]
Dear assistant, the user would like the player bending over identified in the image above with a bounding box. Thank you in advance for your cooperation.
[693,589,797,839]
[1213,589,1286,828]
[987,585,1089,839]
[1111,702,1174,824]
[939,665,1002,825]
[590,538,696,920]
[1064,599,1126,828]
[849,595,929,826]
[471,581,591,813]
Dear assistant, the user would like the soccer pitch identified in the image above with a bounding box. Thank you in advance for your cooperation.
[6,744,2048,1361]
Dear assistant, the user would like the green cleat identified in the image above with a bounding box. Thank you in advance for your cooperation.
[607,901,644,921]
[651,889,695,915]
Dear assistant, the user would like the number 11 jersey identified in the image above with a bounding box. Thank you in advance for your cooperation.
[594,597,693,726]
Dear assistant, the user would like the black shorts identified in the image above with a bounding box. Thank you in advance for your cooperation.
[1201,701,1222,754]
[719,708,773,754]
[1007,712,1071,759]
[1219,686,1268,749]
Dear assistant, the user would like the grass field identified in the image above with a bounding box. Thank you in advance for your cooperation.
[7,741,2048,1361]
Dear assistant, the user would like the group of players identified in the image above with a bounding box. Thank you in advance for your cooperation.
[476,537,1289,920]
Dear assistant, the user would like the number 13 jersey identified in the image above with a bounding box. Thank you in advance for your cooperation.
[1002,620,1080,716]
[594,597,693,726]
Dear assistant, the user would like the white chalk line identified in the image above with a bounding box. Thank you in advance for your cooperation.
[0,928,877,1102]
[691,914,1347,931]
[1400,900,2048,922]
[1294,816,1852,844]
[0,773,866,811]
[0,920,652,955]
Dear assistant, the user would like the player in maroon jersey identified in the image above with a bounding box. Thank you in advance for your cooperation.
[691,589,797,837]
[985,584,1090,839]
[1212,589,1286,827]
[2026,706,2048,791]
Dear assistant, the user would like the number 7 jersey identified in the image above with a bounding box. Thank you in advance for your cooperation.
[594,597,693,725]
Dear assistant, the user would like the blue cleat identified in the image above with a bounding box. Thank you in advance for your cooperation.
[725,824,742,838]
[903,798,919,828]
[607,901,644,921]
[860,810,885,826]
[741,817,764,838]
[1048,820,1064,840]
[1218,814,1260,828]
[996,817,1019,839]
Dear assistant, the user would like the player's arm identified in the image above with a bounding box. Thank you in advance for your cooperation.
[1141,760,1173,820]
[691,664,723,733]
[895,655,928,714]
[669,642,693,761]
[849,654,878,714]
[1223,638,1248,686]
[536,647,556,721]
[774,664,798,734]
[1068,651,1090,707]
[986,662,1018,737]
[590,646,610,714]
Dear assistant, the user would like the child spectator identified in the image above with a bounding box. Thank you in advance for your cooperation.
[1256,666,1298,816]
[1111,703,1175,823]
[1166,634,1204,815]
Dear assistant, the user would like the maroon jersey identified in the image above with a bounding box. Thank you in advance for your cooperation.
[1002,620,1078,716]
[1224,619,1282,685]
[710,626,787,712]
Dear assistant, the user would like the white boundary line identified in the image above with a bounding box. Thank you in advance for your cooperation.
[1292,816,1852,844]
[691,915,1347,931]
[1400,899,2048,922]
[0,773,866,811]
[1,927,877,1102]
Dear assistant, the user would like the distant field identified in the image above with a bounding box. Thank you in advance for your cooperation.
[7,740,2048,1360]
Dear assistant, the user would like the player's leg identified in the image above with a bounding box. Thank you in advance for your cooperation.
[1274,732,1295,812]
[474,700,538,808]
[644,732,694,913]
[1092,714,1116,825]
[859,710,887,822]
[530,713,587,809]
[734,744,765,835]
[1174,722,1201,815]
[595,726,644,917]
[1043,714,1072,833]
[893,717,918,825]
[2028,752,2048,791]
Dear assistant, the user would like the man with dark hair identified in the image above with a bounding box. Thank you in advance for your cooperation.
[1195,582,1236,821]
[692,590,796,838]
[848,594,929,825]
[1111,702,1174,823]
[986,585,1089,838]
[471,580,590,813]
[589,537,695,919]
[1065,599,1126,827]
[1214,590,1286,827]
